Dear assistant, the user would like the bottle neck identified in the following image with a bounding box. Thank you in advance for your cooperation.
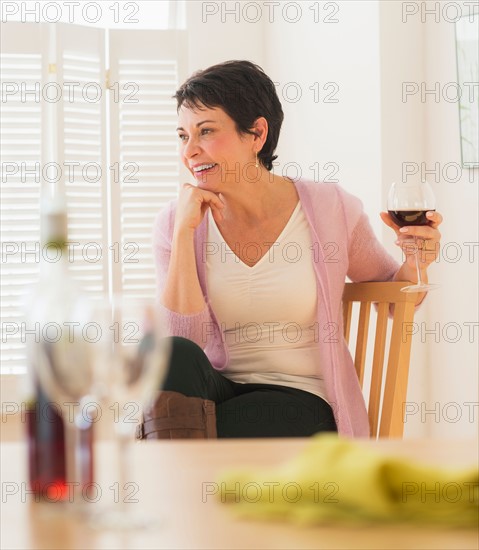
[40,197,69,273]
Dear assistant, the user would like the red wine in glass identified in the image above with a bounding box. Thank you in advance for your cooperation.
[388,209,435,227]
[387,181,438,293]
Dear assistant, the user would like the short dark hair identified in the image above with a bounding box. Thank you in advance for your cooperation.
[174,60,284,171]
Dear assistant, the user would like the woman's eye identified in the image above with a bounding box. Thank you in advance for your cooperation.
[177,129,213,142]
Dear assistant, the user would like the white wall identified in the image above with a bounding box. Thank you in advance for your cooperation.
[183,2,265,183]
[186,2,264,70]
[423,3,479,438]
[263,1,383,231]
[186,1,382,228]
[378,1,429,438]
[378,0,478,438]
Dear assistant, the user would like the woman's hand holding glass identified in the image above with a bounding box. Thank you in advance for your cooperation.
[381,180,443,292]
[381,210,443,268]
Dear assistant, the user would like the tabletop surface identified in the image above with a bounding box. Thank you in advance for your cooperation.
[1,437,478,550]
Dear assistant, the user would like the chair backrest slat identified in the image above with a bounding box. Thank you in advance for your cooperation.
[355,301,371,386]
[342,301,352,343]
[342,282,418,439]
[368,302,389,436]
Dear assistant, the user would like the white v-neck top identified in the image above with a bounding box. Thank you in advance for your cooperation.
[205,203,328,402]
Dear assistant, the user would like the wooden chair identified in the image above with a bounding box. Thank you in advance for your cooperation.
[342,282,419,438]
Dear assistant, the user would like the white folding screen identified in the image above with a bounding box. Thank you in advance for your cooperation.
[108,29,187,298]
[0,23,187,373]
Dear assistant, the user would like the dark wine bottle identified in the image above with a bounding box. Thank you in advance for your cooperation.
[26,384,67,500]
[25,190,94,501]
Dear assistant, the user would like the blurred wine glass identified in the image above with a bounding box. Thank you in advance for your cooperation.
[92,295,170,529]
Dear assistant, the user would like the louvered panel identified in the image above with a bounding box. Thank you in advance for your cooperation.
[0,27,44,374]
[57,23,107,298]
[64,185,103,193]
[120,141,177,148]
[0,200,39,212]
[109,44,184,299]
[121,116,177,126]
[120,182,177,189]
[120,130,175,137]
[121,121,177,129]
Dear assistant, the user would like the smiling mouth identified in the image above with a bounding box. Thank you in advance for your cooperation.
[193,163,218,175]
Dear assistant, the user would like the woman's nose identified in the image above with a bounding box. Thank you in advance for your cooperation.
[183,136,201,158]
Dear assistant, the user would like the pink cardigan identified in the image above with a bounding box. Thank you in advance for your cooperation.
[153,180,400,436]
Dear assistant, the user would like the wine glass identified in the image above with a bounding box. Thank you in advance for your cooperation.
[92,295,171,529]
[387,179,439,293]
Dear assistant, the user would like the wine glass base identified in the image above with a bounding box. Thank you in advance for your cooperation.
[400,283,439,293]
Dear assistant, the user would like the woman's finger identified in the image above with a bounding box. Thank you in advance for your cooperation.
[211,206,224,224]
[380,211,397,229]
[395,236,440,265]
[396,236,439,251]
[425,210,443,229]
[395,237,419,255]
[398,225,441,241]
[185,184,225,210]
[379,212,400,233]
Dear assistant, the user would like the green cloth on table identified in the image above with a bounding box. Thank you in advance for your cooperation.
[216,434,478,526]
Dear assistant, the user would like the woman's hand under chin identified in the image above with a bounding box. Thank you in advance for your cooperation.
[174,183,225,235]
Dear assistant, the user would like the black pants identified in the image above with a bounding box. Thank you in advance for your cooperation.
[161,337,337,438]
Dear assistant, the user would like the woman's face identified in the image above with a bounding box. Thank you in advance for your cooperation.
[176,104,257,191]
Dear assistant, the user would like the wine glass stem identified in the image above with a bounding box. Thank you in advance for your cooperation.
[414,237,423,286]
[64,420,76,489]
[63,420,84,504]
[116,423,132,514]
[62,411,95,505]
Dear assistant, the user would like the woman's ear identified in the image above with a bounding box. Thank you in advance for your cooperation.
[251,117,268,146]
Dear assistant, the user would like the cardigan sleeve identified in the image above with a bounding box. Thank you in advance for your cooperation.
[340,189,429,318]
[340,192,400,283]
[152,202,212,347]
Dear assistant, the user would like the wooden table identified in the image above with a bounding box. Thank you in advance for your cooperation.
[1,438,477,549]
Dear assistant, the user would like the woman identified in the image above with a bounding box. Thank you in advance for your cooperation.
[139,60,442,439]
